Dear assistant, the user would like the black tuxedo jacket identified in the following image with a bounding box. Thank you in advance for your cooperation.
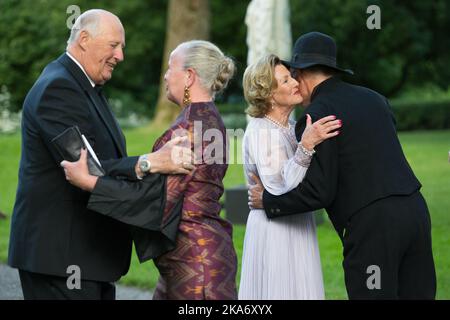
[263,76,421,239]
[8,53,170,282]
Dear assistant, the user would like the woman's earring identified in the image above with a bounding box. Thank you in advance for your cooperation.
[183,86,191,106]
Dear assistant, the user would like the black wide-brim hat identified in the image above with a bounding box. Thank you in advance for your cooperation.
[282,31,354,75]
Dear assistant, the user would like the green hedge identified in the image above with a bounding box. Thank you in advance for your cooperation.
[217,99,450,131]
[217,103,247,115]
[390,99,450,131]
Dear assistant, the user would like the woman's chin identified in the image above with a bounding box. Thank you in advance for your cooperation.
[166,94,179,106]
[299,99,311,108]
[296,102,306,109]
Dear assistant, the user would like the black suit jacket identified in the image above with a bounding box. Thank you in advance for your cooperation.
[263,76,421,239]
[8,53,169,282]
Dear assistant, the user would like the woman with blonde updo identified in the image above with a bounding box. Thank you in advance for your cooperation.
[151,40,238,300]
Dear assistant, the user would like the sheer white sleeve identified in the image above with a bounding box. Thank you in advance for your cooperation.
[244,124,313,196]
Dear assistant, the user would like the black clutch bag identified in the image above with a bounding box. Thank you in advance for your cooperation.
[51,126,105,176]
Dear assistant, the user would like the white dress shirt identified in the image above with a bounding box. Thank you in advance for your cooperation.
[66,51,96,87]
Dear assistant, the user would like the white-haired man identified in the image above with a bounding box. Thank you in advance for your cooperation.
[8,9,192,300]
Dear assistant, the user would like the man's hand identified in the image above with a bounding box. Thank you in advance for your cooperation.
[147,136,194,175]
[61,148,98,192]
[248,172,264,209]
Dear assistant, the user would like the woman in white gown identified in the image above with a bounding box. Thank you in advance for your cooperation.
[238,54,342,299]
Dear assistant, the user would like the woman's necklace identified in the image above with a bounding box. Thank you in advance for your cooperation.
[264,115,289,129]
[264,115,298,150]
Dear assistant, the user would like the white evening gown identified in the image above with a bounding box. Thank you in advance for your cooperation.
[238,117,325,300]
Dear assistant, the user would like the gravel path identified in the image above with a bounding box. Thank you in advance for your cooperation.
[0,264,153,300]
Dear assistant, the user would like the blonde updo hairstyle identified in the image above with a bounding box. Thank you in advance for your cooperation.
[243,54,281,118]
[177,40,235,99]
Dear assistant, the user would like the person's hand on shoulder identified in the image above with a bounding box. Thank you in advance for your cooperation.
[145,136,195,175]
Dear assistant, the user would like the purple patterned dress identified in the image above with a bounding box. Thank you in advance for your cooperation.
[151,102,238,300]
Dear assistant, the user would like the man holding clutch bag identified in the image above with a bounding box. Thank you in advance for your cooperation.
[8,9,192,300]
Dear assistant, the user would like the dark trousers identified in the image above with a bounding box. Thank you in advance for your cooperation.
[342,191,436,299]
[19,270,116,300]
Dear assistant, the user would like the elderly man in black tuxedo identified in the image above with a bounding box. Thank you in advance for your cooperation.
[249,32,436,299]
[8,9,192,300]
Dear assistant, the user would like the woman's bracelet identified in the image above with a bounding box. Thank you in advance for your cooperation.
[299,142,316,157]
[294,142,315,167]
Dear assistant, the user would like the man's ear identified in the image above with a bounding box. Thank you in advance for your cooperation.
[77,30,90,51]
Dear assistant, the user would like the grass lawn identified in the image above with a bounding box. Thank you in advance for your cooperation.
[0,127,449,299]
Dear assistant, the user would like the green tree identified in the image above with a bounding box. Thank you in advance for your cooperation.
[290,0,450,96]
[0,0,168,116]
[1,0,449,117]
[153,0,211,125]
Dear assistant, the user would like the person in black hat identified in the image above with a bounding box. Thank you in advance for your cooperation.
[248,31,436,299]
